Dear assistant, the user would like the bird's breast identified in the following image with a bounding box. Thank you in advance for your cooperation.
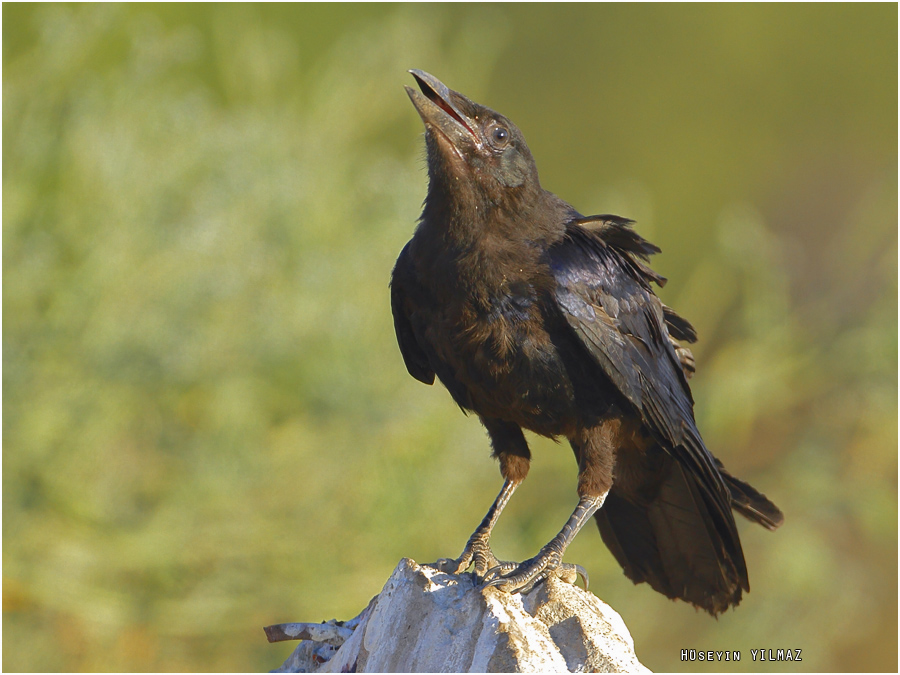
[429,286,579,435]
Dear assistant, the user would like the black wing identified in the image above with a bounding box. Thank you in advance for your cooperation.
[550,218,751,613]
[550,219,718,479]
[390,242,435,385]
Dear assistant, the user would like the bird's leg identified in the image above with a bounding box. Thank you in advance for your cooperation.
[482,493,606,593]
[435,418,530,580]
[435,478,521,577]
[483,422,617,594]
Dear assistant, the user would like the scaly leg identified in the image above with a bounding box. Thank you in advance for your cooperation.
[482,420,618,594]
[435,478,521,578]
[482,493,606,593]
[435,418,530,580]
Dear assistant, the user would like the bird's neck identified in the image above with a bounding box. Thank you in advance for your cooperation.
[420,181,565,250]
[412,185,569,305]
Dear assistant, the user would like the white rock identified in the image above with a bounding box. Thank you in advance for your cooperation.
[274,558,649,673]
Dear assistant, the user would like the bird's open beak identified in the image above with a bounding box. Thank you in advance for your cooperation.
[405,70,479,150]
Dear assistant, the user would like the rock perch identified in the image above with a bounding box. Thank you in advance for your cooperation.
[269,558,649,673]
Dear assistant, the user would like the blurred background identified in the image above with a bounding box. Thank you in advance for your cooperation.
[3,4,896,672]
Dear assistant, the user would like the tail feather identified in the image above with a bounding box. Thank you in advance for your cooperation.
[718,464,784,531]
[596,455,748,616]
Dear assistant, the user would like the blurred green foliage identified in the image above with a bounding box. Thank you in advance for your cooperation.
[3,3,896,672]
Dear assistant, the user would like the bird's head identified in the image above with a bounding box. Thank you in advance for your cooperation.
[406,70,540,206]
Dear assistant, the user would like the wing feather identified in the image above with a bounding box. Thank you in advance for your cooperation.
[390,243,435,385]
[550,223,730,508]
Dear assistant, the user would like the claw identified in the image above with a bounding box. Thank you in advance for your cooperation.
[479,554,589,594]
[516,573,547,595]
[481,552,553,593]
[481,560,519,583]
[480,495,604,593]
[483,567,549,594]
[551,563,590,590]
[574,564,590,590]
[482,564,503,583]
[434,531,523,584]
[482,574,509,590]
[432,545,517,584]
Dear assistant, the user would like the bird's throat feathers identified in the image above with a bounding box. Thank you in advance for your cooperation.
[412,182,571,308]
[420,169,564,254]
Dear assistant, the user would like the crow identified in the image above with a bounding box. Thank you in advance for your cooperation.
[391,70,783,615]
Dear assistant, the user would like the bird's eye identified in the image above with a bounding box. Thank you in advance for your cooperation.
[491,125,509,146]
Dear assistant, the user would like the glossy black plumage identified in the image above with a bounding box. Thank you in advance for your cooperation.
[392,70,783,614]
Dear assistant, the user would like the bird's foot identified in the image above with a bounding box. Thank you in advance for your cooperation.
[433,532,517,581]
[482,547,589,594]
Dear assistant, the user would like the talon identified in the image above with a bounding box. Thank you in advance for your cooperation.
[471,550,499,578]
[517,573,547,595]
[480,557,547,593]
[433,540,520,583]
[477,548,593,595]
[573,564,590,590]
[482,574,510,590]
[482,564,503,583]
[554,562,590,590]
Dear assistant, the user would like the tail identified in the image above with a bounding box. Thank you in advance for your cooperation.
[595,448,780,616]
[718,462,784,530]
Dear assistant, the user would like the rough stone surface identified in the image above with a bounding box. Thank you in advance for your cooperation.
[272,558,649,673]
